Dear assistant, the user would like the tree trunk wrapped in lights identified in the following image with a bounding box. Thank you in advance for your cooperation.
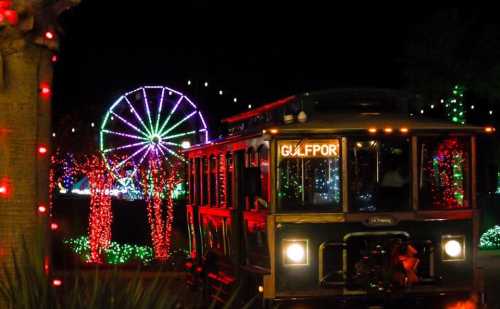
[78,155,114,263]
[140,158,179,261]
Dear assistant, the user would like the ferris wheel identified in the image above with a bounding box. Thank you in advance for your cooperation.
[100,85,209,186]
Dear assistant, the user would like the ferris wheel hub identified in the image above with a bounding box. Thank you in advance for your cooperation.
[150,134,161,145]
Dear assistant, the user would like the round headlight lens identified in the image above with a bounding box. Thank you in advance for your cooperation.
[444,239,462,257]
[286,243,305,263]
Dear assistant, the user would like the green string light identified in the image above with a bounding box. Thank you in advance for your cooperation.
[445,84,466,125]
[480,225,500,249]
[64,236,154,265]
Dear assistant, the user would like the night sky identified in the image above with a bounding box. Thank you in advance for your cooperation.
[53,5,494,136]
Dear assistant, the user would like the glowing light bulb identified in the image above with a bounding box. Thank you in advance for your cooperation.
[248,104,252,109]
[233,97,237,103]
[187,80,191,86]
[38,146,48,154]
[181,140,191,149]
[204,82,208,87]
[45,31,54,40]
[38,205,47,214]
[50,223,59,230]
[219,90,223,95]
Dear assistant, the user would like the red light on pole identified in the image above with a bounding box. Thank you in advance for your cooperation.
[37,205,47,214]
[0,177,10,198]
[41,86,50,95]
[45,31,54,40]
[38,145,48,155]
[52,279,62,287]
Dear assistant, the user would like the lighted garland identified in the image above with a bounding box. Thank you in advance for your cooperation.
[64,236,154,265]
[479,226,500,250]
[428,138,466,209]
[140,159,179,261]
[445,84,466,124]
[77,155,115,263]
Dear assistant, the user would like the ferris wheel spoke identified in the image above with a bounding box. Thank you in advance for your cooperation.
[162,128,206,141]
[154,88,166,134]
[160,110,197,137]
[113,144,150,170]
[128,145,152,179]
[142,88,154,134]
[159,143,186,162]
[162,141,181,147]
[124,96,152,136]
[110,111,149,137]
[103,141,149,153]
[157,96,183,135]
[101,129,148,141]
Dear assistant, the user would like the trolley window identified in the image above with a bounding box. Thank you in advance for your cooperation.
[418,136,470,209]
[349,137,410,212]
[258,145,269,205]
[278,140,341,211]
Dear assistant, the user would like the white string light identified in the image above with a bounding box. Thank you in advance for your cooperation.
[233,97,237,103]
[219,90,223,95]
[204,82,208,87]
[187,80,191,86]
[470,105,474,110]
[91,122,95,128]
[248,104,252,109]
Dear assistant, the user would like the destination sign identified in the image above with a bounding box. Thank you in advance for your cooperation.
[279,140,339,158]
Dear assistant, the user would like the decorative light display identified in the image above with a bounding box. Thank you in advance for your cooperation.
[51,54,58,63]
[140,159,180,260]
[480,225,500,249]
[496,171,500,195]
[445,84,466,124]
[38,145,48,154]
[64,236,154,265]
[40,83,51,96]
[0,1,18,26]
[77,155,114,263]
[52,279,62,287]
[44,31,54,40]
[37,204,47,214]
[0,177,10,198]
[427,138,466,209]
[100,85,208,188]
[61,153,76,190]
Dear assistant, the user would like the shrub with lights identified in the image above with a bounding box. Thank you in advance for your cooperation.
[480,225,500,250]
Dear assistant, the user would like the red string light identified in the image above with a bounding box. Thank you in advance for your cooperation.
[38,145,48,155]
[140,159,179,260]
[427,138,467,209]
[37,204,47,214]
[45,31,54,40]
[51,54,58,63]
[50,222,59,231]
[0,177,11,198]
[79,155,114,263]
[40,83,51,97]
[52,279,62,287]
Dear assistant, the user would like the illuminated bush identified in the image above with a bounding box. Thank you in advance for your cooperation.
[480,225,500,249]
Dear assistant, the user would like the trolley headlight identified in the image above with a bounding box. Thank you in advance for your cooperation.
[441,235,465,261]
[282,239,308,266]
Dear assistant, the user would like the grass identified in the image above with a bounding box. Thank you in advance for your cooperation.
[0,238,201,308]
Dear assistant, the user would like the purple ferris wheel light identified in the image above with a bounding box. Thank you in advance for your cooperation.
[100,85,209,184]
